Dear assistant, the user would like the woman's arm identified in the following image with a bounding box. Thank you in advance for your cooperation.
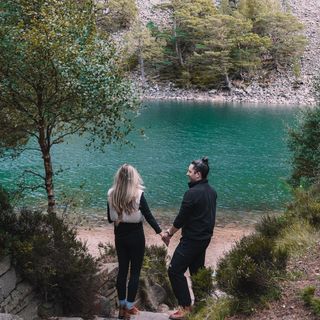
[139,193,162,234]
[107,202,113,223]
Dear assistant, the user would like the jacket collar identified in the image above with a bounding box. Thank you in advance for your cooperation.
[188,179,208,188]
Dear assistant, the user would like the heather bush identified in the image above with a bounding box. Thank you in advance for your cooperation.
[0,186,16,257]
[191,267,214,310]
[140,245,177,308]
[286,183,320,228]
[255,214,290,239]
[12,210,99,316]
[215,233,288,313]
[0,185,11,212]
[0,199,99,317]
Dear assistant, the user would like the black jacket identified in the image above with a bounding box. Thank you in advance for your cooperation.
[173,179,217,240]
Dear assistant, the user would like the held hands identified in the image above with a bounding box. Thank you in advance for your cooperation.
[160,230,172,247]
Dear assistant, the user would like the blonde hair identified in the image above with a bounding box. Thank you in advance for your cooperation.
[109,164,144,215]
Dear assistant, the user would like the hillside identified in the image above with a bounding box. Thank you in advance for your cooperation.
[227,242,320,320]
[133,0,320,106]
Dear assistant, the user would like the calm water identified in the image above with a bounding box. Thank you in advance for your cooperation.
[0,101,297,218]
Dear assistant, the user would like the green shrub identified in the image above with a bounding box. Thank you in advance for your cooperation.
[97,0,138,32]
[0,186,16,257]
[301,286,320,316]
[10,210,99,317]
[286,183,320,228]
[191,267,214,309]
[215,233,288,312]
[287,107,320,188]
[255,214,289,239]
[97,242,117,263]
[140,245,177,308]
[0,185,12,212]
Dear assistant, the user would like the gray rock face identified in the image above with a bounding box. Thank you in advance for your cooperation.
[0,269,16,304]
[0,257,11,277]
[0,314,23,320]
[0,257,40,320]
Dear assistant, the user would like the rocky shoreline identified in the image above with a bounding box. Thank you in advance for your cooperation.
[133,0,320,106]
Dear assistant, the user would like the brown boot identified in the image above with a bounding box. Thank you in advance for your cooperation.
[118,305,125,319]
[169,306,192,320]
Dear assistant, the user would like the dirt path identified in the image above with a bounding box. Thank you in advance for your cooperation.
[77,223,253,268]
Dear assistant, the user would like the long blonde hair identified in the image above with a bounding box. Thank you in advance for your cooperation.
[109,164,144,215]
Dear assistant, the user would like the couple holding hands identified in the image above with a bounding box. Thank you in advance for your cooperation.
[107,157,217,320]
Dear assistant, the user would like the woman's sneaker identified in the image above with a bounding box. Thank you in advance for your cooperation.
[126,306,140,315]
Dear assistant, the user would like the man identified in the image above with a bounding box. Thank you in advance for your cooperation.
[162,157,217,320]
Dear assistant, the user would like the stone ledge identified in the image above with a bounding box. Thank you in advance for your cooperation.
[0,313,23,320]
[0,258,11,277]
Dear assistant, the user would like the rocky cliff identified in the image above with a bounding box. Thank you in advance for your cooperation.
[134,0,320,106]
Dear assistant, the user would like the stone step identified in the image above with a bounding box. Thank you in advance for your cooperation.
[131,311,169,319]
[97,311,170,319]
[0,311,170,320]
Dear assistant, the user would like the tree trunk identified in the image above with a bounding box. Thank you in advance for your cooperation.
[139,54,146,85]
[39,127,55,213]
[224,72,232,92]
[173,18,184,66]
[138,44,146,85]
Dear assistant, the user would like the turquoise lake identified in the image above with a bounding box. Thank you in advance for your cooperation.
[0,101,298,220]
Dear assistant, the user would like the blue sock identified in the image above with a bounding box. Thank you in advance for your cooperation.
[126,301,134,309]
[119,299,126,307]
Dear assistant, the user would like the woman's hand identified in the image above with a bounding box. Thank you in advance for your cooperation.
[159,231,170,247]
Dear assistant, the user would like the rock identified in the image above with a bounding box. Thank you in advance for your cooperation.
[150,284,167,306]
[92,294,112,317]
[0,269,16,303]
[0,314,23,320]
[0,258,11,277]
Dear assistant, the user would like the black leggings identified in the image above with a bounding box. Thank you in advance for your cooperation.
[115,230,145,303]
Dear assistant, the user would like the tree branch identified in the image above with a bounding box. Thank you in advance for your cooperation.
[50,122,87,146]
[22,169,45,181]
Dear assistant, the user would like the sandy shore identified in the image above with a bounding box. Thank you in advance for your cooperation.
[77,223,253,268]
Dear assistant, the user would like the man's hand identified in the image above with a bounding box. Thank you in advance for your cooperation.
[159,231,170,246]
[160,231,170,247]
[162,234,171,247]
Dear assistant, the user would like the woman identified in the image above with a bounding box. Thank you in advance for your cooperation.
[107,164,165,319]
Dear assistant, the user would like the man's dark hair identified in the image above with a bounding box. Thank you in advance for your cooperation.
[191,156,210,179]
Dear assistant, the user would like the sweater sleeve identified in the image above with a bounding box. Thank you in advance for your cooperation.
[107,202,113,224]
[140,193,162,234]
[173,190,193,229]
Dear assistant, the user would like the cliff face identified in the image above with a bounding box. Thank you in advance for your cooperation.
[134,0,320,105]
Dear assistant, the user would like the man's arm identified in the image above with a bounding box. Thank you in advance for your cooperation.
[162,191,193,245]
[172,190,193,229]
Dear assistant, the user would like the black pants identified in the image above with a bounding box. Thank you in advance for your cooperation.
[168,238,211,307]
[115,230,145,303]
